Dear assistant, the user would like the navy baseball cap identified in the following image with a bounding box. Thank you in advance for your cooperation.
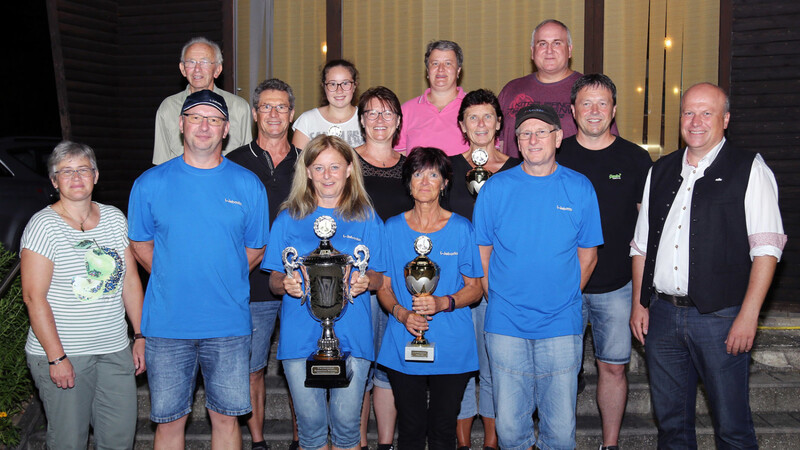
[181,89,229,119]
[515,104,561,130]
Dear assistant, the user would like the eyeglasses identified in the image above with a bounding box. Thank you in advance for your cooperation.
[182,59,217,69]
[363,110,396,121]
[182,113,227,126]
[55,168,95,179]
[324,80,355,92]
[256,104,291,114]
[516,129,557,140]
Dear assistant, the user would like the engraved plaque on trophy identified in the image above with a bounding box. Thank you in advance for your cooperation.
[403,235,439,362]
[282,215,369,387]
[465,148,492,196]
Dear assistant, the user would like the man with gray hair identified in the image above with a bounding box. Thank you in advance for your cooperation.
[152,36,252,165]
[227,78,300,449]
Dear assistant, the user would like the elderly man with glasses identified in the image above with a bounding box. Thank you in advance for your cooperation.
[152,36,252,165]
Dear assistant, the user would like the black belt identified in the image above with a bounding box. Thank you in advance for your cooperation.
[657,292,694,307]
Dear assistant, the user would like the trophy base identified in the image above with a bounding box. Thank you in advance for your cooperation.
[305,352,352,388]
[405,342,435,362]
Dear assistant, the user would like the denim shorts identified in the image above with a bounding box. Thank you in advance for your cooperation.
[369,293,391,390]
[282,355,371,449]
[582,281,632,364]
[250,301,281,372]
[146,335,251,422]
[487,332,581,450]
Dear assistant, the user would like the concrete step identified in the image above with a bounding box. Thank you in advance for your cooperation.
[582,326,800,376]
[22,412,800,449]
[134,369,800,422]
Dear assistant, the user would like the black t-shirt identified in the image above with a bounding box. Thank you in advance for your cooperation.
[227,141,301,301]
[557,136,652,293]
[443,153,521,221]
[358,153,413,222]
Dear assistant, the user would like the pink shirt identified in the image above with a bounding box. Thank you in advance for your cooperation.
[395,87,469,156]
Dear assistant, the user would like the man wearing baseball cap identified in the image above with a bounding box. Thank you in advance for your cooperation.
[473,104,603,450]
[128,89,269,447]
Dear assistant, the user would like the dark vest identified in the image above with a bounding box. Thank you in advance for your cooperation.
[640,142,755,313]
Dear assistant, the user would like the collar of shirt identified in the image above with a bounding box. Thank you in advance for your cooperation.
[417,86,466,105]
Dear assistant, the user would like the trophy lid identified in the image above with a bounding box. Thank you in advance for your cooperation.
[471,148,489,166]
[414,235,433,256]
[314,216,337,240]
[305,216,351,265]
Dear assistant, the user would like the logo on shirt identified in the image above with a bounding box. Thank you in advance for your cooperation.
[343,234,362,242]
[439,251,458,256]
[225,198,242,206]
[556,205,573,212]
[609,173,622,180]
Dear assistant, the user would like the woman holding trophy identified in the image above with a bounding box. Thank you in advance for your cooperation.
[262,135,385,450]
[445,89,520,450]
[376,147,483,449]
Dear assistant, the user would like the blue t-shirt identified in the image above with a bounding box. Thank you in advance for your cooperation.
[473,164,603,339]
[377,213,482,375]
[262,207,385,361]
[128,157,269,338]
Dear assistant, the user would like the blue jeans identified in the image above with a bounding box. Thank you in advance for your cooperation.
[582,281,632,364]
[282,356,371,449]
[146,335,251,422]
[486,332,581,450]
[458,297,494,419]
[645,297,757,449]
[250,301,281,372]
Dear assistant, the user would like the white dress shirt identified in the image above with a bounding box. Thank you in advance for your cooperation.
[630,138,787,296]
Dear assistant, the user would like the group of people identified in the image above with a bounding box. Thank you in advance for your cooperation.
[20,18,786,450]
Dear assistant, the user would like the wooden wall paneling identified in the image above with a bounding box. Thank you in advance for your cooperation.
[728,0,800,304]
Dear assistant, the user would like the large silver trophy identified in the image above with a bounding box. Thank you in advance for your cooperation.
[403,235,439,362]
[282,216,369,388]
[465,148,492,196]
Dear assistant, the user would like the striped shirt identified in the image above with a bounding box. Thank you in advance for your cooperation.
[22,203,131,356]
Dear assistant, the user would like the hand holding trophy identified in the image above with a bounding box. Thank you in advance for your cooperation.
[282,215,369,387]
[403,235,440,362]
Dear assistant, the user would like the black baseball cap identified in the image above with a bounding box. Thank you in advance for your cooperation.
[181,89,229,119]
[514,104,561,130]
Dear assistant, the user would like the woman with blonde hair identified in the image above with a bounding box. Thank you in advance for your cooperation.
[262,135,385,450]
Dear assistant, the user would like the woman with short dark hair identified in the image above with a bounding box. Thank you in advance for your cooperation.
[446,88,521,450]
[376,146,483,449]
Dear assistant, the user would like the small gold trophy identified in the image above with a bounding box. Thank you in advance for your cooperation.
[465,147,492,196]
[403,235,439,362]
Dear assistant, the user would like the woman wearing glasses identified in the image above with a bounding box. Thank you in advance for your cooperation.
[292,59,365,150]
[353,86,413,450]
[20,141,145,448]
[395,40,469,157]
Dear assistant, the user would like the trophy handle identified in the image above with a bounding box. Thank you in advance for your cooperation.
[344,244,370,304]
[353,244,369,278]
[282,247,309,304]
